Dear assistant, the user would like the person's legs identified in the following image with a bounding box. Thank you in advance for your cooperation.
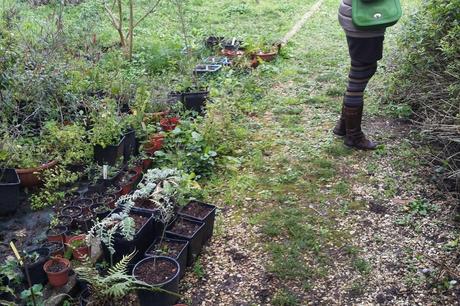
[333,35,384,150]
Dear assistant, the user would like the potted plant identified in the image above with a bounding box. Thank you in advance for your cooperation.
[133,256,181,306]
[116,167,143,195]
[75,251,162,305]
[250,43,281,62]
[67,234,90,261]
[43,257,71,287]
[145,238,189,279]
[179,200,216,244]
[0,168,20,216]
[89,100,125,166]
[0,135,58,188]
[90,203,112,220]
[57,215,73,228]
[22,248,50,285]
[165,216,205,266]
[46,225,68,244]
[41,241,65,257]
[61,206,82,223]
[204,35,224,49]
[87,198,153,265]
[74,209,94,232]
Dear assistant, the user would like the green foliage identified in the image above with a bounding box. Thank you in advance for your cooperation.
[0,256,23,285]
[154,118,218,179]
[89,100,124,148]
[192,258,205,279]
[385,0,460,186]
[41,121,92,165]
[272,289,299,306]
[20,284,44,306]
[75,251,140,303]
[29,165,79,210]
[88,196,136,262]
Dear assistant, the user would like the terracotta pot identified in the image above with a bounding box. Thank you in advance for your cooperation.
[16,160,58,188]
[46,226,68,244]
[149,134,165,150]
[67,235,90,261]
[44,257,71,287]
[160,117,179,132]
[221,49,244,58]
[252,51,277,62]
[142,158,152,170]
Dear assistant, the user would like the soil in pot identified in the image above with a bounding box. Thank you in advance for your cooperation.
[41,241,65,256]
[168,217,201,236]
[23,248,50,285]
[0,168,20,216]
[61,206,82,219]
[68,235,90,261]
[82,190,100,200]
[166,217,205,266]
[145,238,188,279]
[57,215,73,228]
[179,201,217,243]
[96,193,117,207]
[90,203,111,219]
[44,257,70,287]
[133,256,180,306]
[133,198,159,211]
[47,226,68,243]
[74,210,94,232]
[74,198,94,213]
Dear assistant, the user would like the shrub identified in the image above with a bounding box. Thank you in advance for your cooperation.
[385,0,460,191]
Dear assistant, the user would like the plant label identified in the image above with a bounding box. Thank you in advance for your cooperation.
[103,165,108,180]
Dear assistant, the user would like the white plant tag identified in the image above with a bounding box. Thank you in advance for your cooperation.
[102,165,108,180]
[141,122,147,131]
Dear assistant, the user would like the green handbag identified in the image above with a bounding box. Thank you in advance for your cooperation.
[352,0,402,29]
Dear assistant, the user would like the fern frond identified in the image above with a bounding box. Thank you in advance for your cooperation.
[107,250,136,276]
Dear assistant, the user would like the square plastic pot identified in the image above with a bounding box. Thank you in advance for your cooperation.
[0,169,20,216]
[145,237,189,279]
[93,137,125,166]
[178,201,216,244]
[165,217,205,266]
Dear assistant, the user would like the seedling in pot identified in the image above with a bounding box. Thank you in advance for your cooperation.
[43,257,71,287]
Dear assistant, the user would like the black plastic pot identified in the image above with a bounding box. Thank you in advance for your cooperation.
[122,129,137,162]
[93,137,124,166]
[179,201,217,244]
[205,36,224,48]
[145,238,189,279]
[0,168,20,216]
[23,248,50,285]
[102,209,154,264]
[182,90,209,113]
[90,203,111,220]
[57,215,73,228]
[74,212,94,232]
[41,241,65,256]
[61,206,82,219]
[165,217,205,266]
[133,256,180,306]
[79,288,90,306]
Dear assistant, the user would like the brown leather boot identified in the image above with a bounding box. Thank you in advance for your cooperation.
[344,105,377,150]
[333,105,346,136]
